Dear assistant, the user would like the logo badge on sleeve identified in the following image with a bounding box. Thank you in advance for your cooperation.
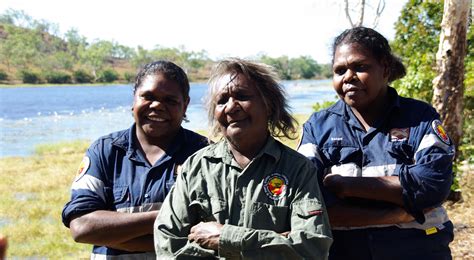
[432,120,451,145]
[263,173,289,200]
[74,156,90,182]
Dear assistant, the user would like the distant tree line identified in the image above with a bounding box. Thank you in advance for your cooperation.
[0,9,330,84]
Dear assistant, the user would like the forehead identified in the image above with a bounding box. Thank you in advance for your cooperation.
[334,43,375,64]
[215,73,254,92]
[137,74,182,95]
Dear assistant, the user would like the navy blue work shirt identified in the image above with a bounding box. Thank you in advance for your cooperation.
[62,124,208,257]
[298,87,454,228]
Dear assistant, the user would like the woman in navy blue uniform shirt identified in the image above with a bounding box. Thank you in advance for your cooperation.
[298,27,454,260]
[62,61,208,259]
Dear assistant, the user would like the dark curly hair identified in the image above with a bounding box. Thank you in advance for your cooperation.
[133,60,190,99]
[332,26,406,82]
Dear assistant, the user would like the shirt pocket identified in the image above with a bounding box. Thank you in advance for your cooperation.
[321,142,361,166]
[113,185,130,209]
[249,202,289,233]
[293,199,323,219]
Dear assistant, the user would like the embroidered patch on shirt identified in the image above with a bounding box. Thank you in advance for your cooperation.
[74,156,90,182]
[432,120,451,145]
[263,173,288,200]
[390,128,410,141]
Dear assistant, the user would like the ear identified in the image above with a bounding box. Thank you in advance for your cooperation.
[183,97,190,113]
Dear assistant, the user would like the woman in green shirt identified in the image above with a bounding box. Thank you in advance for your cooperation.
[154,58,332,259]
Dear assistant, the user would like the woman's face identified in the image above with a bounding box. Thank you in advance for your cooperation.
[332,43,389,111]
[133,73,189,141]
[214,73,268,145]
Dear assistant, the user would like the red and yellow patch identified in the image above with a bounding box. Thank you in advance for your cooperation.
[432,120,451,145]
[74,156,90,182]
[264,173,288,200]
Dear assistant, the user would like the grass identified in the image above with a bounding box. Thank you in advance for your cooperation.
[0,141,91,258]
[0,113,471,258]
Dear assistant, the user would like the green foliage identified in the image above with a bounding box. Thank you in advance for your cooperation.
[18,70,40,83]
[392,0,474,194]
[123,71,135,83]
[96,69,119,83]
[312,100,336,112]
[73,69,94,83]
[0,70,8,81]
[259,55,325,80]
[289,56,321,79]
[320,64,333,79]
[259,55,291,80]
[391,0,444,102]
[44,71,72,84]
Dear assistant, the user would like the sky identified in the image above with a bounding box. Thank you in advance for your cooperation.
[0,0,407,64]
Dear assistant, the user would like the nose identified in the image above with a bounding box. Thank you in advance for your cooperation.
[224,97,240,114]
[343,70,357,83]
[149,100,163,109]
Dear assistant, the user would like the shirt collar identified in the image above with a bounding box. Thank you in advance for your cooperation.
[111,124,186,164]
[204,135,281,167]
[327,86,401,126]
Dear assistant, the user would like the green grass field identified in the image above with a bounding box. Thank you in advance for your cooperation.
[0,115,310,258]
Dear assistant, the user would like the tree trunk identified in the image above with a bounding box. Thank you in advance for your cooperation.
[432,0,470,158]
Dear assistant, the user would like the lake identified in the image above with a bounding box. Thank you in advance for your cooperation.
[0,79,336,157]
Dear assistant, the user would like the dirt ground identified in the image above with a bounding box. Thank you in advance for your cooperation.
[446,163,474,259]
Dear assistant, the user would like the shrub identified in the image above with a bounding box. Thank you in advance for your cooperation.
[97,69,119,83]
[44,71,72,84]
[312,100,336,112]
[19,70,40,84]
[73,70,94,83]
[123,72,135,83]
[0,70,8,81]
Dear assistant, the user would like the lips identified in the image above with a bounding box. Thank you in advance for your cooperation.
[343,84,361,93]
[145,115,168,123]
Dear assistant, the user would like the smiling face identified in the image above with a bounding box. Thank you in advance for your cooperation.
[332,43,389,111]
[213,73,269,147]
[133,73,189,142]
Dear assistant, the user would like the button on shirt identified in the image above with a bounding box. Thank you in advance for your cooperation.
[155,136,333,259]
[62,125,208,258]
[298,87,454,229]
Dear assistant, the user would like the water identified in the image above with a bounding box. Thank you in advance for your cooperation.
[0,79,336,157]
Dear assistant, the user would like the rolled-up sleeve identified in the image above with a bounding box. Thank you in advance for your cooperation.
[62,143,107,227]
[398,114,454,223]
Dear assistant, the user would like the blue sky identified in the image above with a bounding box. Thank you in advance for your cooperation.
[0,0,407,63]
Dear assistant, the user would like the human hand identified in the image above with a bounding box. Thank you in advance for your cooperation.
[188,222,223,250]
[323,173,346,198]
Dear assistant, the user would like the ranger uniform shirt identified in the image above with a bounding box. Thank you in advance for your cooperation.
[62,125,208,259]
[298,87,454,230]
[154,136,333,259]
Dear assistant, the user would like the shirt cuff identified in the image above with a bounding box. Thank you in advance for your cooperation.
[218,224,244,258]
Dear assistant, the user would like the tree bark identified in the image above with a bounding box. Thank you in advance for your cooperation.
[432,0,470,158]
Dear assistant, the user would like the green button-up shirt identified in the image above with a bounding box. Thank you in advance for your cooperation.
[154,136,332,259]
